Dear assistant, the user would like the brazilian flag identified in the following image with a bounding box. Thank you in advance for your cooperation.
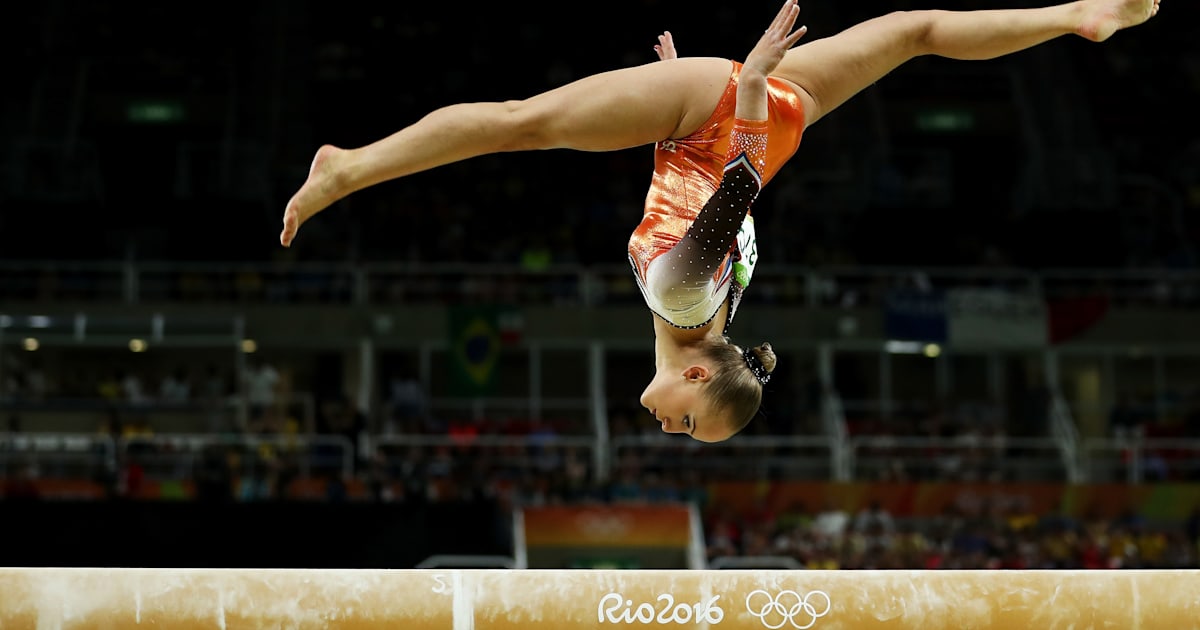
[448,307,503,397]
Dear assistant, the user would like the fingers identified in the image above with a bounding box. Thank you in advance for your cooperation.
[743,0,807,76]
[767,0,800,36]
[765,0,805,49]
[654,31,676,60]
[784,24,808,48]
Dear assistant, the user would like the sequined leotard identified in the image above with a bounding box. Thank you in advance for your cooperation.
[627,61,806,331]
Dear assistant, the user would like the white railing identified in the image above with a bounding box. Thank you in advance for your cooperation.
[3,260,1199,307]
[0,432,115,477]
[1082,437,1200,484]
[370,434,596,450]
[0,395,316,439]
[370,434,598,480]
[1048,394,1085,483]
[13,431,1200,486]
[820,391,852,482]
[117,433,356,480]
[421,397,591,432]
[848,435,1070,482]
[361,433,838,485]
[610,434,840,481]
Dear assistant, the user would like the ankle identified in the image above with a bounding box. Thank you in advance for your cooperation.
[316,145,355,199]
[1067,1,1093,38]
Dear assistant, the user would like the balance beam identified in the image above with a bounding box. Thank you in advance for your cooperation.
[2,568,1198,629]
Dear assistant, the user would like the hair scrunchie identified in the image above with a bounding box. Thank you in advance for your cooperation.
[742,347,771,386]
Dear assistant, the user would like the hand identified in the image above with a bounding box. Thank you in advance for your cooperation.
[654,31,677,61]
[743,0,808,77]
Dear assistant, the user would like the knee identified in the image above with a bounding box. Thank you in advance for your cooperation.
[494,100,557,152]
[908,10,950,55]
[880,9,939,56]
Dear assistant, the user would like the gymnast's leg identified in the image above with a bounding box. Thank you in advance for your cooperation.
[279,57,734,247]
[771,0,1162,128]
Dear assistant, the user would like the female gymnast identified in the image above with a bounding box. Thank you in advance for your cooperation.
[280,0,1161,443]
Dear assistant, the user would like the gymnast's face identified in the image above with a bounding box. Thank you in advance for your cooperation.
[639,366,732,443]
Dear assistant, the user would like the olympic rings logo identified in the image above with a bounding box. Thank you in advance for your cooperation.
[745,589,831,630]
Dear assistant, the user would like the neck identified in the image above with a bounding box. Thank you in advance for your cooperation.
[651,310,727,370]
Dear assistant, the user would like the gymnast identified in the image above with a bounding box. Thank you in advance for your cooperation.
[280,0,1161,443]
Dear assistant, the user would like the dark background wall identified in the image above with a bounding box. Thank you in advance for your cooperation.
[4,0,1194,268]
[1,499,510,568]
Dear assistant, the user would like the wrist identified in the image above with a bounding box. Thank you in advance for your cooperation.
[736,71,768,98]
[739,66,769,82]
[737,72,768,99]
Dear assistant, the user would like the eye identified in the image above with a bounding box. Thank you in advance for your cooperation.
[683,416,692,429]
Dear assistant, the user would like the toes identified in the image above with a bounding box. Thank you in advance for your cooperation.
[280,214,296,247]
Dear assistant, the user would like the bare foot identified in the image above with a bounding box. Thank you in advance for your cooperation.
[1077,0,1160,42]
[280,145,346,248]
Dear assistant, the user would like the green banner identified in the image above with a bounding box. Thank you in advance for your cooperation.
[448,307,504,397]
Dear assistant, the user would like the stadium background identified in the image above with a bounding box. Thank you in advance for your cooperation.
[2,0,1199,571]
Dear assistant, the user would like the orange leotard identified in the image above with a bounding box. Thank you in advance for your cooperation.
[627,60,806,330]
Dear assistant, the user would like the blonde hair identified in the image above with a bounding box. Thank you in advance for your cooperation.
[699,340,777,435]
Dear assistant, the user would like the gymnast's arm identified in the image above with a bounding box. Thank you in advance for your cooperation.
[646,6,808,311]
[646,12,799,309]
[647,118,768,313]
[647,67,772,313]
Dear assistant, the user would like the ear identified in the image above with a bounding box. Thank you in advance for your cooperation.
[682,365,711,382]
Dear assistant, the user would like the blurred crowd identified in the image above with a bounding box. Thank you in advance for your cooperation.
[6,348,1200,573]
[7,344,1200,503]
[704,498,1200,570]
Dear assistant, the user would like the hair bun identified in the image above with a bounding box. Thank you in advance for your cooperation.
[754,342,777,373]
